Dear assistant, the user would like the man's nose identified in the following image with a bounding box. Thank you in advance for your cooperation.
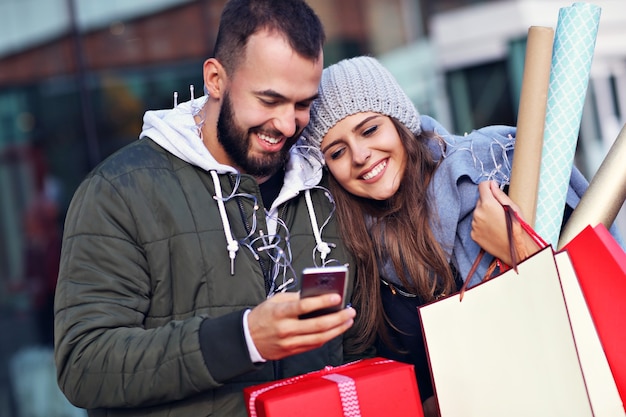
[273,106,298,138]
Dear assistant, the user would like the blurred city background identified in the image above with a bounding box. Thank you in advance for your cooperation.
[1,0,625,415]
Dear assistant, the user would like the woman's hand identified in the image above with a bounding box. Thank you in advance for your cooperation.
[471,181,540,265]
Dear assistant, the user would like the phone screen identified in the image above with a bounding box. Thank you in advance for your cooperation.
[299,265,348,319]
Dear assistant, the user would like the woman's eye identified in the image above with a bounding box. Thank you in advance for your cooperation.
[329,148,345,160]
[363,125,378,136]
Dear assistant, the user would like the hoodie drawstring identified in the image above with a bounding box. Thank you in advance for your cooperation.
[211,170,239,274]
[210,170,332,274]
[304,189,332,263]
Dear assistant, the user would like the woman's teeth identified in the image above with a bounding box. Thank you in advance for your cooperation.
[362,160,386,180]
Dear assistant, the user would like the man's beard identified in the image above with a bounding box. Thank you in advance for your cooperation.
[217,92,296,177]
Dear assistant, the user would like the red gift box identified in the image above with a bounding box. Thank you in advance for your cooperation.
[563,223,626,410]
[244,358,423,417]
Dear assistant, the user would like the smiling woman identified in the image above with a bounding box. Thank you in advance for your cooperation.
[320,112,406,200]
[300,55,593,416]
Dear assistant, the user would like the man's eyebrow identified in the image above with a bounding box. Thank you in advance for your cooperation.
[255,89,285,99]
[303,93,319,103]
[255,89,319,103]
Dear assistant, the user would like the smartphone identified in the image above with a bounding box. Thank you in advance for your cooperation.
[299,264,349,319]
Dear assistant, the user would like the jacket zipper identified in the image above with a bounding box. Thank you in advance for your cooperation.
[228,175,285,379]
[228,175,272,293]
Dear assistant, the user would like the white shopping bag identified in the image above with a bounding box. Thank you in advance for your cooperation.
[554,251,623,415]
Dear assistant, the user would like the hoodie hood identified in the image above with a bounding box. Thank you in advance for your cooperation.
[140,96,234,174]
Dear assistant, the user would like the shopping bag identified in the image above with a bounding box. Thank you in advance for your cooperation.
[554,250,623,415]
[419,208,623,416]
[563,223,626,408]
[419,247,624,417]
[420,247,594,416]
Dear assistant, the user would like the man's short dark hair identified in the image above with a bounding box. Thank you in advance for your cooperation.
[213,0,325,73]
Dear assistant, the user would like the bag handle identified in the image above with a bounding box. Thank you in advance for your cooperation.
[459,205,547,300]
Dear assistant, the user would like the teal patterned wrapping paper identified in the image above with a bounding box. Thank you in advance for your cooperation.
[534,2,601,246]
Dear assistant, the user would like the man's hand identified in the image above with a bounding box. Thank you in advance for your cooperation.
[471,181,540,265]
[247,292,356,361]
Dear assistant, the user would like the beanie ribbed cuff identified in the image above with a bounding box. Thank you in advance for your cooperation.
[301,56,421,149]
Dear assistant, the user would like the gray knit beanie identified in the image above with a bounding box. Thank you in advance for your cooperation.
[301,56,421,149]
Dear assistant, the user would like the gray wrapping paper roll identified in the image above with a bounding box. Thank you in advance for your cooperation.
[558,123,626,249]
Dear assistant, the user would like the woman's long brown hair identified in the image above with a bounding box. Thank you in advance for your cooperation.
[332,118,456,354]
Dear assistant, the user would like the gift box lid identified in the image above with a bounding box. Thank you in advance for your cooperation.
[244,357,423,417]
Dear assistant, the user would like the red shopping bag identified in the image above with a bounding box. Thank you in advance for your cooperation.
[563,223,626,408]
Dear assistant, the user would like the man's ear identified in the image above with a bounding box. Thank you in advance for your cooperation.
[203,58,226,99]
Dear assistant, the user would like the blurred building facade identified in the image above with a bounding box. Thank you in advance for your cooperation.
[1,0,625,413]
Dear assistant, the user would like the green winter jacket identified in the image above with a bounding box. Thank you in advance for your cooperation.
[54,98,354,417]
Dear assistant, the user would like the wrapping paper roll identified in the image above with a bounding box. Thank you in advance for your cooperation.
[558,124,626,249]
[508,26,554,227]
[534,2,601,246]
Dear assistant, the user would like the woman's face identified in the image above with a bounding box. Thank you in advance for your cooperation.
[320,112,407,200]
